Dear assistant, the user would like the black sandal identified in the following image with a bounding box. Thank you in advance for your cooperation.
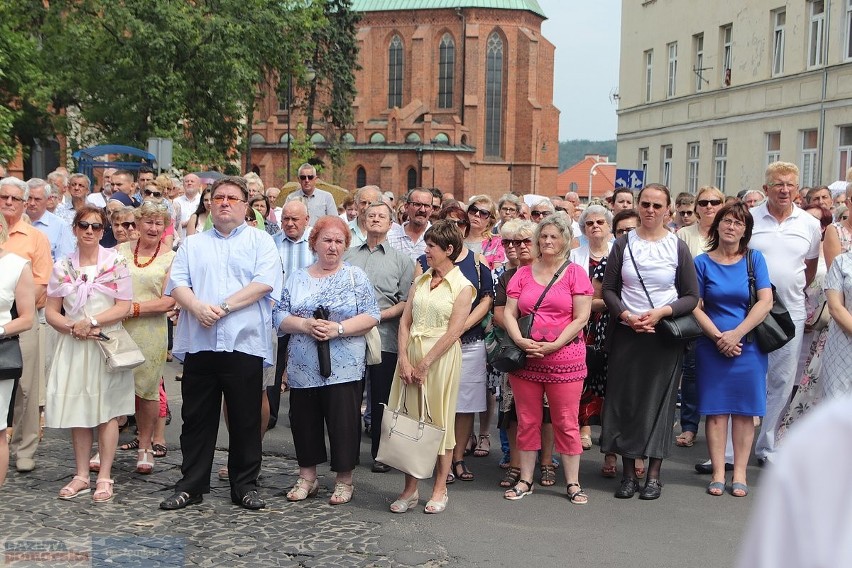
[452,460,475,481]
[152,443,168,458]
[499,466,521,488]
[540,464,557,486]
[119,438,140,451]
[567,483,589,505]
[504,479,533,500]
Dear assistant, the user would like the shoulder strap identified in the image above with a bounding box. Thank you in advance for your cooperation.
[625,235,655,309]
[530,260,571,313]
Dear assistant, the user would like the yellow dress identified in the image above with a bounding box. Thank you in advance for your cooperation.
[118,243,176,400]
[387,266,474,452]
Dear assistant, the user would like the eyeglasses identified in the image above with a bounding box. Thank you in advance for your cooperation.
[76,221,104,231]
[697,199,723,207]
[409,201,433,209]
[720,217,746,229]
[118,221,136,230]
[615,226,636,236]
[500,206,518,213]
[584,219,607,227]
[768,182,798,190]
[468,206,491,219]
[0,193,24,203]
[212,195,246,205]
[678,210,695,216]
[298,174,316,181]
[530,210,548,218]
[452,219,469,227]
[501,238,532,247]
[143,189,163,198]
[639,201,664,210]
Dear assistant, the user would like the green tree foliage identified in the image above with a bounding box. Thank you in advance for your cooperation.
[558,139,617,172]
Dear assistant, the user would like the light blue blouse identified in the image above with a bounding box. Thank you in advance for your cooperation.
[273,263,380,388]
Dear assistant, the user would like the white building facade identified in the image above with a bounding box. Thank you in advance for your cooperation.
[617,0,852,194]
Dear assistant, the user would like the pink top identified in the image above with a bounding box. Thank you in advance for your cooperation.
[506,263,594,342]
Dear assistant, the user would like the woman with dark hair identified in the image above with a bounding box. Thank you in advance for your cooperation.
[186,188,211,236]
[387,220,474,514]
[250,196,281,236]
[601,183,699,500]
[693,203,772,497]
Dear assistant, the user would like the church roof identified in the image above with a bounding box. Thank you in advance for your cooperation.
[351,0,546,19]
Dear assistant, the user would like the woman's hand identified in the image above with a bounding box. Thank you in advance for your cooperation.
[517,337,544,357]
[635,308,668,332]
[304,318,336,341]
[69,319,93,340]
[715,330,743,357]
[398,359,416,385]
[622,311,649,333]
[534,340,564,357]
[411,362,429,385]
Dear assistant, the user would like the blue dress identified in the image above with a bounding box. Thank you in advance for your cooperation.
[694,251,770,416]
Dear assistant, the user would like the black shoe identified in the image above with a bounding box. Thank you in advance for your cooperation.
[639,479,663,500]
[371,461,391,473]
[234,490,266,510]
[175,374,182,382]
[159,491,203,510]
[267,418,277,430]
[694,460,735,474]
[614,478,640,499]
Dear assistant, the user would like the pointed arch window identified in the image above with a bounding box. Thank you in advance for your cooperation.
[388,35,404,108]
[438,33,455,109]
[485,32,504,158]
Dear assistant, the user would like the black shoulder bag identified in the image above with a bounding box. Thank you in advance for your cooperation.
[491,260,571,373]
[625,237,702,340]
[746,249,795,352]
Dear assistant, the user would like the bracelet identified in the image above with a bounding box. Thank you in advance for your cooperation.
[132,302,141,318]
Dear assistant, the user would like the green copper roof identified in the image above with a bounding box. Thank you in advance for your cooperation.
[351,0,546,19]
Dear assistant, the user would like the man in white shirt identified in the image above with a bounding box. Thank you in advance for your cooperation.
[175,173,202,241]
[749,161,821,465]
[387,188,432,260]
[286,163,336,220]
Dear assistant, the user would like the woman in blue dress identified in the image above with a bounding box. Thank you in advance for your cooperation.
[693,202,773,497]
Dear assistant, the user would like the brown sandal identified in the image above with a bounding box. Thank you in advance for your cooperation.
[499,466,521,488]
[540,464,557,487]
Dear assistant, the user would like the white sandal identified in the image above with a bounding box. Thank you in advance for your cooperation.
[136,449,154,474]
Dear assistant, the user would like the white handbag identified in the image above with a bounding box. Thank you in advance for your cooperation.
[365,326,382,365]
[97,325,145,372]
[376,386,445,479]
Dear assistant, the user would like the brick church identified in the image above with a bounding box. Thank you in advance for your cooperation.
[248,0,560,202]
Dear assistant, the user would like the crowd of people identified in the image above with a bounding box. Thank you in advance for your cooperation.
[2,158,852,514]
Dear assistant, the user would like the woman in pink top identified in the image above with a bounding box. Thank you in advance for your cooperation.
[502,213,593,504]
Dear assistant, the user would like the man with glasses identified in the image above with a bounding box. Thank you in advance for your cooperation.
[348,186,382,248]
[161,176,282,511]
[750,162,821,466]
[287,163,336,220]
[388,187,433,260]
[0,177,52,473]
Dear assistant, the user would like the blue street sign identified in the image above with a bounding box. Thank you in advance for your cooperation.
[615,169,645,190]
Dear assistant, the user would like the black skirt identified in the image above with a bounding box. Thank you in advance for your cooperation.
[599,323,684,460]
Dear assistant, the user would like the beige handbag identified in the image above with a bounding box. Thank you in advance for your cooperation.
[376,385,444,479]
[365,326,382,365]
[97,325,145,371]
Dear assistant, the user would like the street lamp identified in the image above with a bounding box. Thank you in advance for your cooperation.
[589,160,615,202]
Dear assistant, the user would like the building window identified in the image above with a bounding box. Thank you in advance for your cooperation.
[644,50,653,102]
[639,147,649,179]
[388,34,404,108]
[714,139,728,191]
[846,0,852,60]
[772,9,786,76]
[808,1,826,68]
[485,32,505,158]
[661,145,673,186]
[667,43,677,98]
[721,25,733,86]
[801,129,819,187]
[438,33,455,109]
[839,127,852,179]
[693,34,705,92]
[278,81,293,112]
[687,142,700,194]
[766,132,781,165]
[407,167,418,190]
[356,166,367,187]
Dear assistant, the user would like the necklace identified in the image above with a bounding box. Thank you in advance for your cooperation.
[133,239,161,268]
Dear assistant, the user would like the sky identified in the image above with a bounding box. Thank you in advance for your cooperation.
[538,0,621,142]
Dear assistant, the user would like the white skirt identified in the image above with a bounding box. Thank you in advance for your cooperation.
[455,340,487,413]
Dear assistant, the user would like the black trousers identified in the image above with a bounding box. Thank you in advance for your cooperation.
[266,335,289,427]
[176,350,263,501]
[369,351,398,459]
[289,381,361,472]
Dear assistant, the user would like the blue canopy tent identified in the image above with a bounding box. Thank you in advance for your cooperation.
[72,145,156,186]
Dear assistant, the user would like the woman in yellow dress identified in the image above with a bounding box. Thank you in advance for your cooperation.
[386,220,474,514]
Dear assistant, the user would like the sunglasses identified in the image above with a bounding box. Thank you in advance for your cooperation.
[298,174,316,181]
[639,201,664,210]
[468,206,491,219]
[584,219,607,227]
[615,226,636,236]
[453,219,470,227]
[143,189,163,198]
[77,221,104,231]
[678,210,695,216]
[530,210,548,218]
[502,238,532,247]
[697,199,723,207]
[212,195,245,205]
[118,221,136,230]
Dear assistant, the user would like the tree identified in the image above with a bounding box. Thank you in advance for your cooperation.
[34,0,323,170]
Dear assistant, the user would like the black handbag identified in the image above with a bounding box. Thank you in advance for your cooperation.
[625,237,702,340]
[491,261,571,373]
[0,337,23,381]
[746,249,795,353]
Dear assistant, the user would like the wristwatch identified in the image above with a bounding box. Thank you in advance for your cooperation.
[220,302,232,315]
[0,325,6,337]
[89,317,99,327]
[337,323,344,337]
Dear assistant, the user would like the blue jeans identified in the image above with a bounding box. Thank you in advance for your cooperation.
[679,341,699,434]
